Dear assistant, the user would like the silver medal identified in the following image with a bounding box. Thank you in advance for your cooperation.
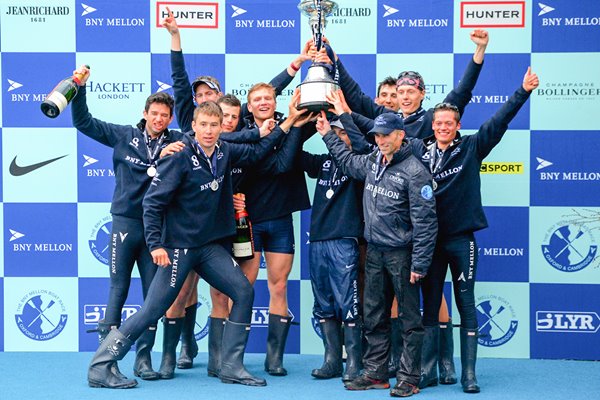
[147,166,157,177]
[210,179,219,191]
[326,189,334,199]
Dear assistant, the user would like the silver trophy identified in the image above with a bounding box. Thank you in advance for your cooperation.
[297,0,339,112]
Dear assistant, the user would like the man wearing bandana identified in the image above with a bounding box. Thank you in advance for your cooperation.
[335,30,489,140]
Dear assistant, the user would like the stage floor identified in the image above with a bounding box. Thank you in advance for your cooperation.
[1,353,598,399]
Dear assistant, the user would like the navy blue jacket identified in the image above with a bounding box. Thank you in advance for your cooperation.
[171,49,294,133]
[143,129,286,251]
[238,114,312,224]
[301,149,365,242]
[71,85,183,220]
[338,58,483,139]
[323,134,437,275]
[410,86,531,237]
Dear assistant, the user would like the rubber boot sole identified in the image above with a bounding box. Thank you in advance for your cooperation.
[88,379,138,389]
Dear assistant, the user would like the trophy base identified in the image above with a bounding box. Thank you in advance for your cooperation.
[297,100,332,113]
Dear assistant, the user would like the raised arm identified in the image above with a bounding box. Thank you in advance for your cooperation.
[475,67,539,159]
[337,58,388,119]
[318,111,370,181]
[163,10,196,133]
[327,89,375,155]
[443,30,488,115]
[71,65,124,147]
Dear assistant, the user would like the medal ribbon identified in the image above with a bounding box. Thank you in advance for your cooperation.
[143,130,166,166]
[194,140,218,181]
[374,152,388,182]
[428,142,445,175]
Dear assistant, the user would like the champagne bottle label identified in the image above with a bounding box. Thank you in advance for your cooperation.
[233,242,253,258]
[45,91,69,113]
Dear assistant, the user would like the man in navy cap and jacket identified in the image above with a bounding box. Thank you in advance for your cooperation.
[317,111,437,397]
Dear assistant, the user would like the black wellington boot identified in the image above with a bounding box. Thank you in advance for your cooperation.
[218,320,267,386]
[94,320,127,380]
[460,328,480,393]
[133,324,160,380]
[311,319,343,379]
[158,317,183,379]
[438,320,457,384]
[207,317,226,377]
[264,313,292,376]
[418,325,440,389]
[342,320,363,383]
[388,317,402,378]
[88,329,138,389]
[177,304,199,369]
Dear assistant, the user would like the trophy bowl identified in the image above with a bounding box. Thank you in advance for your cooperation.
[296,0,339,112]
[297,65,339,113]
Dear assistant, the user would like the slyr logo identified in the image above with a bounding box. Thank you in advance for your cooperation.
[83,304,140,324]
[251,307,295,327]
[536,311,600,333]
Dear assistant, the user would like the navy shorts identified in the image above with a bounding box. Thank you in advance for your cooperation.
[252,214,295,254]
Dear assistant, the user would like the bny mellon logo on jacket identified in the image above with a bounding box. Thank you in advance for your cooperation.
[9,154,68,176]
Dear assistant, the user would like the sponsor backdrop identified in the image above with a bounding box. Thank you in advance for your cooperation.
[0,0,599,360]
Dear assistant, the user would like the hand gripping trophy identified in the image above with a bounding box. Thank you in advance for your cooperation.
[297,0,339,112]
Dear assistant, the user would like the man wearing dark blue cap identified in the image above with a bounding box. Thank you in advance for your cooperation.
[317,111,437,397]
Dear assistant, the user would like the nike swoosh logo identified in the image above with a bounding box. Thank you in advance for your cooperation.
[9,155,68,176]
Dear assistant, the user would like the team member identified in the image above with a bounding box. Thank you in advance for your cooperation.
[410,67,539,393]
[160,10,312,371]
[71,66,183,382]
[334,30,489,139]
[87,98,311,389]
[162,7,312,133]
[205,92,309,378]
[238,82,314,376]
[156,93,270,376]
[375,76,401,112]
[318,111,437,397]
[300,103,368,382]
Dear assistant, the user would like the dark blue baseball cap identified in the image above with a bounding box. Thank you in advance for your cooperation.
[368,113,404,135]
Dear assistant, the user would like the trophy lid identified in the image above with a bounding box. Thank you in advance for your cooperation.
[297,0,338,18]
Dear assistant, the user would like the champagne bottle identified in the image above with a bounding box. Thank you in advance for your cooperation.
[233,208,254,261]
[41,65,89,118]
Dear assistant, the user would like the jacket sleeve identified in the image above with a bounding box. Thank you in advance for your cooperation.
[322,131,369,181]
[253,125,303,174]
[170,50,195,133]
[142,153,186,251]
[474,86,531,160]
[337,59,388,119]
[270,68,295,97]
[220,127,261,143]
[443,59,483,117]
[351,111,376,134]
[299,151,327,179]
[71,85,124,148]
[339,112,376,155]
[229,127,286,168]
[407,163,438,275]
